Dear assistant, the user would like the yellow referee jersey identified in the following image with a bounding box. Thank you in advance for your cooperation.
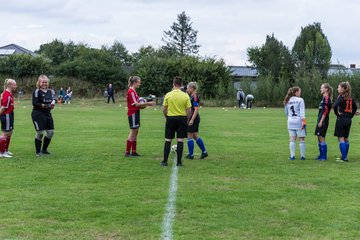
[163,89,191,116]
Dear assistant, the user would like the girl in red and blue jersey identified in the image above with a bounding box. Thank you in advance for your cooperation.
[314,83,332,161]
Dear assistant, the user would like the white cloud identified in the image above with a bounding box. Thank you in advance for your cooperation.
[0,0,360,66]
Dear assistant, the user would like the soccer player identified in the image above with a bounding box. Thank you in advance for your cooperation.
[185,82,208,160]
[161,76,191,167]
[125,76,155,157]
[236,88,245,108]
[314,83,332,161]
[31,75,56,157]
[333,81,357,162]
[0,79,17,158]
[283,87,306,160]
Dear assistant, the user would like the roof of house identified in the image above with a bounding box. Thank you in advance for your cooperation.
[0,43,37,56]
[229,66,258,78]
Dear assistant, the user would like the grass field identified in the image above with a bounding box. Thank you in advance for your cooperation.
[1,99,360,240]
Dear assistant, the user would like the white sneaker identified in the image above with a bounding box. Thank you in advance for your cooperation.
[5,151,13,156]
[1,152,12,158]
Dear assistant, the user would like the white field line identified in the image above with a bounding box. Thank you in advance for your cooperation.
[161,155,179,240]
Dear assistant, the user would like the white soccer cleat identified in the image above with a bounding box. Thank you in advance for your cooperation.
[0,152,12,158]
[5,151,13,156]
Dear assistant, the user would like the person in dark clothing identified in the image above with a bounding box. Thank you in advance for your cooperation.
[161,76,191,167]
[314,83,333,161]
[333,81,357,162]
[31,75,56,157]
[107,83,115,103]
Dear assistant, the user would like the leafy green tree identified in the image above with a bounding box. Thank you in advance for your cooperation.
[247,34,294,81]
[0,54,50,78]
[101,40,132,65]
[56,48,128,88]
[36,39,87,66]
[162,11,200,56]
[292,22,332,78]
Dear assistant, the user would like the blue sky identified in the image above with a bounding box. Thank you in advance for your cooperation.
[1,0,359,67]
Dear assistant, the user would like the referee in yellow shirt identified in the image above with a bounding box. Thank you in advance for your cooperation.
[161,76,191,166]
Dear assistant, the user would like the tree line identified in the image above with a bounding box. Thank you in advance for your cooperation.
[0,13,356,106]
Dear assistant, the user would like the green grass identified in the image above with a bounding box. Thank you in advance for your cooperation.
[1,99,360,239]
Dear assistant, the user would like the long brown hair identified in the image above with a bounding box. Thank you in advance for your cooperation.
[283,86,301,105]
[339,81,351,99]
[322,83,333,101]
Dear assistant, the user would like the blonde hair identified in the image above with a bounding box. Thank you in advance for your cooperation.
[4,79,16,91]
[36,74,49,88]
[339,81,351,99]
[283,86,301,105]
[187,81,198,90]
[128,76,140,87]
[321,83,333,101]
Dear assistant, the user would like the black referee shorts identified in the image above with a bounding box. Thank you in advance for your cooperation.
[165,116,187,139]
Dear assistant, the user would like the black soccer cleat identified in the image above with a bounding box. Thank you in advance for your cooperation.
[200,152,208,159]
[160,161,168,166]
[131,152,141,157]
[124,153,132,157]
[41,150,51,155]
[176,162,183,167]
[185,155,194,160]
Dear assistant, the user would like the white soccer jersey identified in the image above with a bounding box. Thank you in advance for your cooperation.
[285,96,305,129]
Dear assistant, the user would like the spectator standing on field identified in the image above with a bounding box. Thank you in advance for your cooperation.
[236,88,245,108]
[0,79,17,158]
[107,83,115,104]
[246,94,254,109]
[161,76,191,167]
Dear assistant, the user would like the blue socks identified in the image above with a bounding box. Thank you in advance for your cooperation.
[187,138,194,156]
[319,142,327,160]
[196,137,207,153]
[339,141,348,160]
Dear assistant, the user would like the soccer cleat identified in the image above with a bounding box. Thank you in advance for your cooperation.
[0,153,12,158]
[301,156,306,160]
[6,151,13,156]
[36,152,41,157]
[289,156,295,160]
[131,152,141,157]
[200,152,208,159]
[185,155,194,160]
[160,161,168,166]
[124,153,132,157]
[176,162,183,166]
[336,157,348,162]
[42,150,51,155]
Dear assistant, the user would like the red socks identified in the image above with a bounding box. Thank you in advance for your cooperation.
[126,140,137,154]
